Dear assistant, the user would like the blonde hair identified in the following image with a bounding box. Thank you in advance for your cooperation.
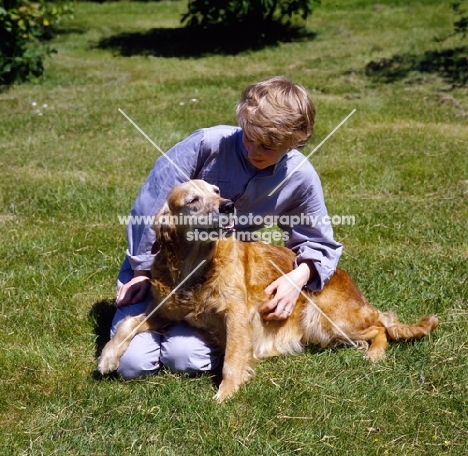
[236,76,315,150]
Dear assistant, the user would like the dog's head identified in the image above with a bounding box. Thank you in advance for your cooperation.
[152,180,235,251]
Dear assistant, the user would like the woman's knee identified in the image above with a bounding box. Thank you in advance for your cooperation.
[115,332,161,380]
[160,323,221,374]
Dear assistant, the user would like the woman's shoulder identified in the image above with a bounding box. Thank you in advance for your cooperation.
[199,125,241,142]
[280,149,319,179]
[191,126,242,157]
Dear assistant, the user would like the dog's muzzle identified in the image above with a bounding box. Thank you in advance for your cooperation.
[218,200,236,233]
[190,199,236,234]
[219,200,235,214]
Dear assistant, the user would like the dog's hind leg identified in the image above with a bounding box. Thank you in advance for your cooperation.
[214,310,255,403]
[98,314,151,375]
[346,325,389,361]
[364,326,389,361]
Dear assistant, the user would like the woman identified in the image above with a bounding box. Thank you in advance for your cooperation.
[110,76,342,379]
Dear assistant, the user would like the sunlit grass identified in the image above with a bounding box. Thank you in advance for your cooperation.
[1,0,467,454]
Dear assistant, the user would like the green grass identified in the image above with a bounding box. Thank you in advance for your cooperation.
[1,0,467,454]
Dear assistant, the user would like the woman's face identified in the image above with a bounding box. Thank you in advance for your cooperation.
[242,133,290,170]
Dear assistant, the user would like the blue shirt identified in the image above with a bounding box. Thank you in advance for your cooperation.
[120,126,342,291]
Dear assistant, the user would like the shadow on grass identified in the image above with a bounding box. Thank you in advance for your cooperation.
[89,299,116,359]
[97,23,316,57]
[89,299,119,380]
[365,46,468,86]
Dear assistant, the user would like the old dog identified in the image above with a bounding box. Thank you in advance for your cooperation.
[98,180,439,402]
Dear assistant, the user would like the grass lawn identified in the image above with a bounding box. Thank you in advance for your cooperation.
[0,0,467,454]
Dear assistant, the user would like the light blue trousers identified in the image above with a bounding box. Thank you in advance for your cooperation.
[110,266,221,380]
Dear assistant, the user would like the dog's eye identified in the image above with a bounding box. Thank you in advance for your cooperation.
[188,197,199,205]
[213,188,220,195]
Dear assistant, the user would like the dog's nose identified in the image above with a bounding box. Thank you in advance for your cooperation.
[219,200,235,214]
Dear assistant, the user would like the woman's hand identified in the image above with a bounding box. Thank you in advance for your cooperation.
[259,263,311,320]
[116,270,151,306]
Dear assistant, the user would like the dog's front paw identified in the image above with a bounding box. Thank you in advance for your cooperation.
[214,379,238,403]
[98,346,120,374]
[213,389,231,403]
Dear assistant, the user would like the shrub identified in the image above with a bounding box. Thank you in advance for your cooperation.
[0,0,74,87]
[181,0,316,30]
[453,1,468,38]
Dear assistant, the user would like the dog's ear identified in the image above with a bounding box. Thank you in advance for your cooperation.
[153,201,176,246]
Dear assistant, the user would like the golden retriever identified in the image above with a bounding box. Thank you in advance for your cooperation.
[98,179,439,402]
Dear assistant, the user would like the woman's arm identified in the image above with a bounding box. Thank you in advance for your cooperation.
[116,270,151,306]
[260,165,342,320]
[258,262,313,320]
[125,129,207,273]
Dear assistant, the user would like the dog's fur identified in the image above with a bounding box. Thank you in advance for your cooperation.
[98,180,439,402]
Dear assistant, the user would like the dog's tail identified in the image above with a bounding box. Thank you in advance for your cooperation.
[380,312,439,341]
